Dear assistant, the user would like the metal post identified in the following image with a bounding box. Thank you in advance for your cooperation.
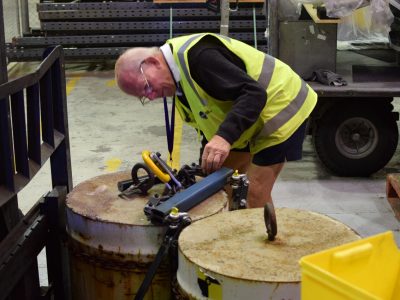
[0,0,8,84]
[43,187,69,300]
[0,0,23,274]
[220,0,230,36]
[169,6,173,39]
[252,5,257,49]
[16,0,21,37]
[19,0,30,35]
[0,0,20,237]
[267,0,279,57]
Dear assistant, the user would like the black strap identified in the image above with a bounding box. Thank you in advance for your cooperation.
[164,96,175,161]
[133,218,191,300]
[133,241,169,300]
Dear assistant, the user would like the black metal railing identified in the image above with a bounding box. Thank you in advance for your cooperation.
[0,45,72,300]
[0,46,72,202]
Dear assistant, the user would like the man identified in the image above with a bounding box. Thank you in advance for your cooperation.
[115,33,317,209]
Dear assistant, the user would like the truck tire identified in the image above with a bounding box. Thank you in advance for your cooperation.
[313,104,398,176]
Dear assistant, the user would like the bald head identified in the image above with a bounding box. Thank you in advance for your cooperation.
[114,47,160,96]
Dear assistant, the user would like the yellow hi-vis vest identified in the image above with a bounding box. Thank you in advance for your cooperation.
[167,33,317,154]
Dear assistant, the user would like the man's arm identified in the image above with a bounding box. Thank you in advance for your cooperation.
[189,43,266,172]
[189,46,267,144]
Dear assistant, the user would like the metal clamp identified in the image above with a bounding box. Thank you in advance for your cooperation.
[142,150,171,183]
[118,163,156,198]
[230,170,249,210]
[164,207,191,229]
[134,207,192,300]
[143,150,183,194]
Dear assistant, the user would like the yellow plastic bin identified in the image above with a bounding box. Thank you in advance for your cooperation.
[300,231,400,300]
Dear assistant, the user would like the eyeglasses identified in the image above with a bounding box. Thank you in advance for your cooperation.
[139,61,153,106]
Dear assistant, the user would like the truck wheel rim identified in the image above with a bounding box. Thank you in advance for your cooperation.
[335,117,378,159]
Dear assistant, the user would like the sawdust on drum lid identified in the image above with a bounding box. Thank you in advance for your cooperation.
[66,172,228,225]
[178,207,360,282]
[67,171,151,225]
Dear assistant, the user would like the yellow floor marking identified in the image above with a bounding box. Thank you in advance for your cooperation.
[105,158,122,172]
[66,74,122,173]
[66,75,81,95]
[106,79,116,87]
[168,109,183,170]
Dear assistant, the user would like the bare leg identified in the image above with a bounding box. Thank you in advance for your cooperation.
[222,151,251,173]
[246,162,284,208]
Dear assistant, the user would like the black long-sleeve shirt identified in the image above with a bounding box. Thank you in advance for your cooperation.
[184,35,267,145]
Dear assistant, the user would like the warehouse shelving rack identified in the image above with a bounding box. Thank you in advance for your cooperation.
[7,0,268,61]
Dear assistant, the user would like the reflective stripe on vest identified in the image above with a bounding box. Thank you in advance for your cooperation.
[257,80,309,138]
[257,54,275,90]
[177,33,231,106]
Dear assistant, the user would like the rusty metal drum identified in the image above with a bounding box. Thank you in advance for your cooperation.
[176,207,360,300]
[66,171,228,300]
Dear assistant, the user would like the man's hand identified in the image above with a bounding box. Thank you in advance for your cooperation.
[201,135,231,174]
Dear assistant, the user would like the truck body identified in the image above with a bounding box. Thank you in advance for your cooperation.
[268,0,400,176]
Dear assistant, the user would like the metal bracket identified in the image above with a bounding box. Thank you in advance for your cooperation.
[144,167,234,225]
[230,170,249,210]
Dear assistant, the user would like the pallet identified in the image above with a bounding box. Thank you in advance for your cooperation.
[386,173,400,221]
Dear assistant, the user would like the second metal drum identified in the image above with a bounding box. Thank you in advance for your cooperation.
[176,207,360,300]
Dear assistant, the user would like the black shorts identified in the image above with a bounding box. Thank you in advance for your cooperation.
[231,120,308,166]
[200,120,308,166]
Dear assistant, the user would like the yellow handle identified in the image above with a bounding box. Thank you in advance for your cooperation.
[142,150,171,183]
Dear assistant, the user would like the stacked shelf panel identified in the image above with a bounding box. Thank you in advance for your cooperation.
[7,1,267,61]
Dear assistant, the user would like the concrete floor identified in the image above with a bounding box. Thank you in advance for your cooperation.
[2,0,400,289]
[9,61,400,286]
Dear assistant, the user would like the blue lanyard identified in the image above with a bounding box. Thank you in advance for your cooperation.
[163,96,175,161]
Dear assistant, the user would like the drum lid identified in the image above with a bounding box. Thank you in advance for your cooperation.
[178,207,359,282]
[67,171,228,225]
